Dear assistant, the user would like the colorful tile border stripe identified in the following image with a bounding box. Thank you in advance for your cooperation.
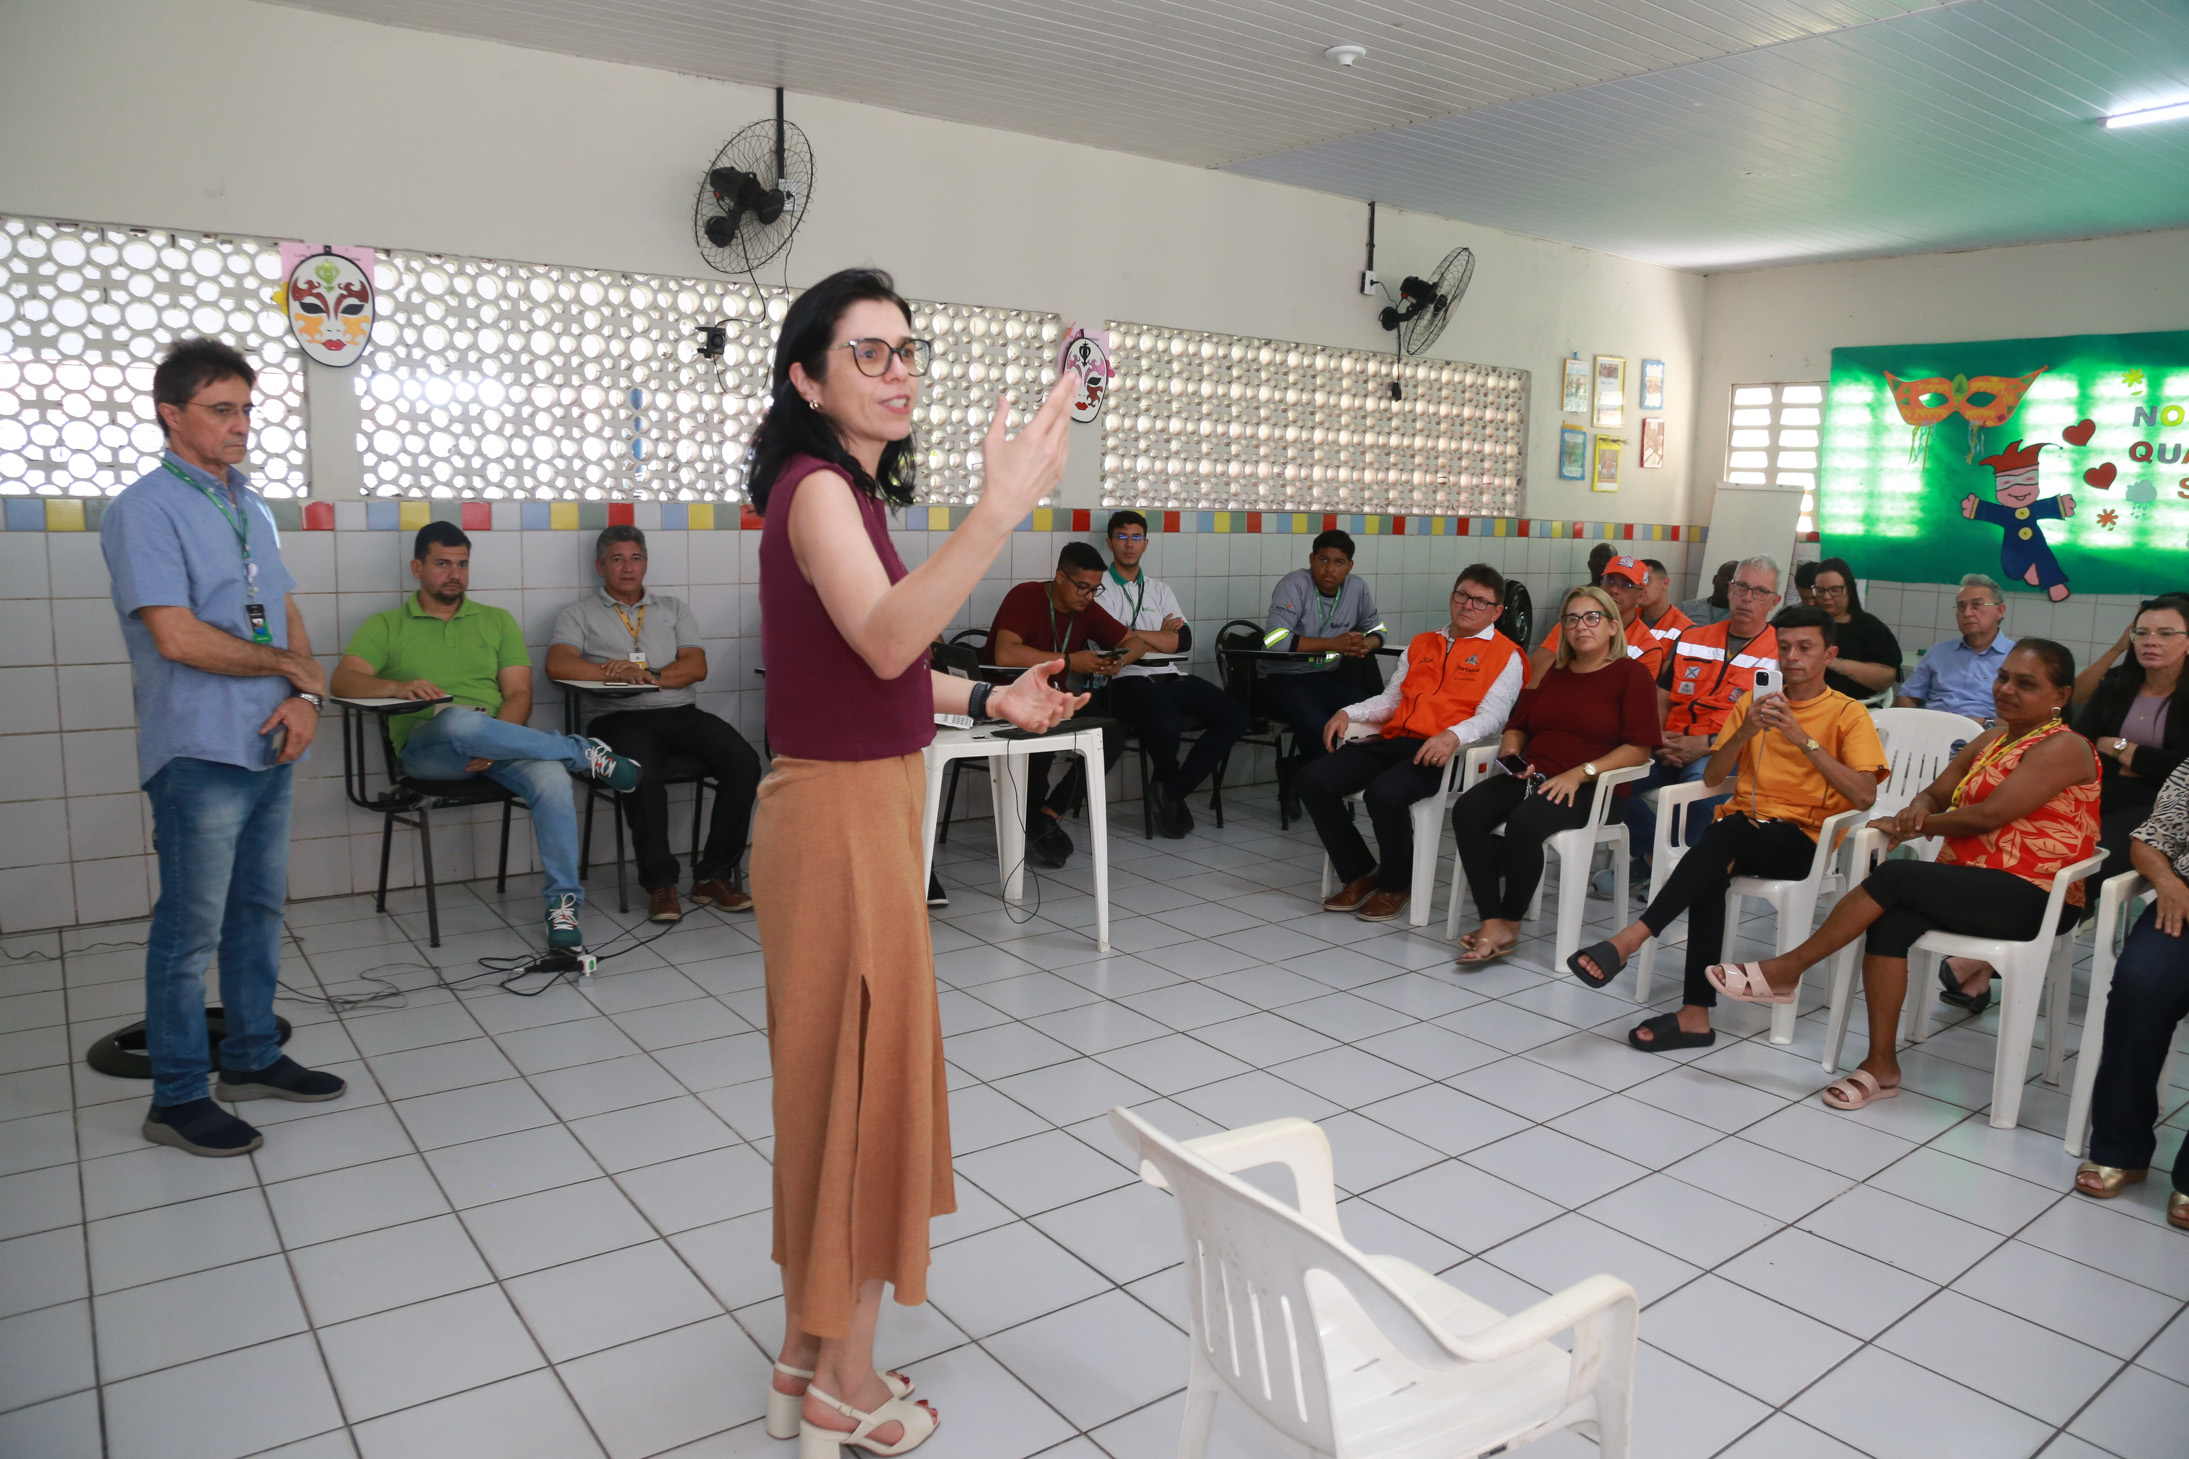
[0,496,1708,544]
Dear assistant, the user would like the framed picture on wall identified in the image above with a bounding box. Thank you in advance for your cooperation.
[1593,435,1623,492]
[1640,416,1666,469]
[1640,358,1666,411]
[1559,425,1588,480]
[1561,356,1590,414]
[1593,355,1625,428]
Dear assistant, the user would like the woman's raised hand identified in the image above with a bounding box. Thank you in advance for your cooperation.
[993,661,1088,733]
[977,368,1080,522]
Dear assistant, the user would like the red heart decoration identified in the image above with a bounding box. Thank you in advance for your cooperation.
[2063,418,2096,446]
[2084,462,2117,489]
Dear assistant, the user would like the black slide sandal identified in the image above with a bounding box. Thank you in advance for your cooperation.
[1936,960,1993,1015]
[1628,1013,1716,1051]
[1568,940,1625,988]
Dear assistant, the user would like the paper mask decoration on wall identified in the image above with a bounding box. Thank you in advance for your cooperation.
[279,246,375,367]
[1961,439,2076,601]
[1884,366,2046,463]
[1057,327,1115,423]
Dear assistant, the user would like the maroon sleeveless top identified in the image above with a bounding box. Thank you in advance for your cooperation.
[759,456,933,760]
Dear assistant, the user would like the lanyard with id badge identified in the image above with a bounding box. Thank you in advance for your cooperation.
[167,461,285,759]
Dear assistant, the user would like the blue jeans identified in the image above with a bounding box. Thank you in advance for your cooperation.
[145,757,293,1105]
[398,708,591,905]
[1623,755,1728,866]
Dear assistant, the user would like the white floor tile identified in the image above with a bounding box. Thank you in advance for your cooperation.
[248,1104,417,1184]
[366,1037,520,1100]
[1719,1228,1937,1340]
[1790,1345,2054,1459]
[1582,1172,1782,1269]
[1463,1125,1651,1209]
[0,1298,94,1412]
[2018,1195,2189,1299]
[1865,1146,2062,1235]
[2139,1305,2189,1386]
[529,1053,688,1120]
[556,1315,771,1459]
[1484,1212,1701,1305]
[318,1285,544,1421]
[924,1222,1109,1338]
[0,1390,103,1459]
[1798,1184,2003,1285]
[1449,1057,1611,1122]
[1027,1182,1183,1286]
[352,1368,605,1459]
[93,1252,309,1380]
[289,1213,495,1326]
[0,1163,83,1241]
[424,1124,603,1209]
[87,1188,280,1294]
[2067,1364,2189,1459]
[1366,1157,1563,1253]
[1548,1094,1722,1169]
[1664,1139,1853,1223]
[1354,1081,1532,1156]
[614,1144,773,1233]
[996,1055,1165,1121]
[984,1289,1187,1430]
[1314,1109,1445,1193]
[1714,1411,1871,1457]
[1641,1275,1860,1404]
[569,1095,737,1173]
[506,1242,724,1361]
[267,1153,452,1247]
[1951,1240,2182,1358]
[669,1209,781,1311]
[1877,1289,2123,1426]
[101,1333,344,1459]
[0,1225,87,1319]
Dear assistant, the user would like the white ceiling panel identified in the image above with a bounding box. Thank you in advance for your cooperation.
[261,0,1948,166]
[257,0,2189,269]
[1230,0,2189,268]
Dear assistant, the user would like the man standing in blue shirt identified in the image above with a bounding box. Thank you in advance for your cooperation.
[1895,574,2014,724]
[102,339,346,1158]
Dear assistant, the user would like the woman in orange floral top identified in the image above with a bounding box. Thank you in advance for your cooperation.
[1701,640,2098,1110]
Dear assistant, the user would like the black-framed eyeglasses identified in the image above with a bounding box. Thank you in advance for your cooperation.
[1728,582,1779,601]
[1562,610,1609,629]
[1454,591,1500,611]
[187,401,254,420]
[832,338,934,377]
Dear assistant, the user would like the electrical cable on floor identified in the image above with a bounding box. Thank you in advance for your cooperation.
[472,904,694,996]
[2,938,147,963]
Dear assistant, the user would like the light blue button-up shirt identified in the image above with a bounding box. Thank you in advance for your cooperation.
[1900,632,2016,721]
[102,451,301,785]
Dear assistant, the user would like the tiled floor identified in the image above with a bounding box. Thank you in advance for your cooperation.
[3,795,2186,1459]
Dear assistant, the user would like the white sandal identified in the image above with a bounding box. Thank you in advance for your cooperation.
[767,1363,914,1441]
[799,1384,939,1457]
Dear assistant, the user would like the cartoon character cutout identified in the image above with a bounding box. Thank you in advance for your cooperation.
[1962,439,2075,602]
[284,249,373,366]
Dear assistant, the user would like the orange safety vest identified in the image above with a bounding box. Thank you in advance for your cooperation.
[1385,629,1523,741]
[1665,620,1779,738]
[1640,603,1693,650]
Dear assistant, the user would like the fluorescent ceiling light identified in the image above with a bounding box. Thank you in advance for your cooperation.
[2104,100,2189,129]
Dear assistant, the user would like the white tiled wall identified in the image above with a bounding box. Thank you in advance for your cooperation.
[0,521,1715,932]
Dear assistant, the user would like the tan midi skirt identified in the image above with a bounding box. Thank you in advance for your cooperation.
[749,752,954,1339]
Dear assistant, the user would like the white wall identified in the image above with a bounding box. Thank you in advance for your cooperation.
[1696,227,2189,504]
[0,0,1707,525]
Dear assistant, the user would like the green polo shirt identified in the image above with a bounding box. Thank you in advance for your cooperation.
[344,593,531,751]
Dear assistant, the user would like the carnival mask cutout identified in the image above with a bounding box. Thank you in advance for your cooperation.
[284,249,374,367]
[1884,366,2047,463]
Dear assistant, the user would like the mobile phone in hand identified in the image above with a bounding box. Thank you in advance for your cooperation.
[1751,666,1779,699]
[265,724,288,765]
[1495,752,1531,778]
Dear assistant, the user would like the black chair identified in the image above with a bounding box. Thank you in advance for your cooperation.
[1215,617,1302,828]
[562,691,721,915]
[1117,671,1232,840]
[337,700,516,949]
[935,629,989,845]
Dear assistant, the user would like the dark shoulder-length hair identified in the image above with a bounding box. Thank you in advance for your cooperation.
[746,268,918,514]
[1814,556,1863,616]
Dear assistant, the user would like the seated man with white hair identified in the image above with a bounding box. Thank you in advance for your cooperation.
[1894,573,2015,725]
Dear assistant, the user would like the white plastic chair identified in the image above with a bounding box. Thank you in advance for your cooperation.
[1868,709,1983,857]
[1107,1107,1638,1459]
[1821,825,2101,1129]
[1445,762,1650,975]
[1317,731,1495,929]
[1631,776,1721,1005]
[2064,872,2187,1157]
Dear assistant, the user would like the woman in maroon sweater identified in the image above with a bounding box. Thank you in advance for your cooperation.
[1451,585,1662,964]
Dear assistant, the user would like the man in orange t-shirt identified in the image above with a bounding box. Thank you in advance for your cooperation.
[1303,565,1523,923]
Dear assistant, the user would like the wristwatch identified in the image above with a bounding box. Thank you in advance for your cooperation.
[1582,761,1599,778]
[2113,737,2131,755]
[293,691,325,709]
[1803,737,1821,753]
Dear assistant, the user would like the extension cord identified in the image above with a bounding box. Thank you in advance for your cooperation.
[531,949,598,985]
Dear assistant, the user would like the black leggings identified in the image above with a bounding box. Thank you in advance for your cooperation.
[1451,775,1610,921]
[1859,857,2082,959]
[2088,906,2189,1191]
[1639,814,1818,1008]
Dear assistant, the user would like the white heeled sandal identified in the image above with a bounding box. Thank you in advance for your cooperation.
[797,1384,938,1457]
[766,1364,914,1442]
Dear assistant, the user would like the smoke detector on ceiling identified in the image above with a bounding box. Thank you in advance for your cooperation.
[1324,43,1367,67]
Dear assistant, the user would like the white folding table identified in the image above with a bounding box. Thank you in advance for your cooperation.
[920,723,1110,952]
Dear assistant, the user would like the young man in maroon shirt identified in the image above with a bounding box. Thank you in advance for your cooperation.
[985,542,1156,865]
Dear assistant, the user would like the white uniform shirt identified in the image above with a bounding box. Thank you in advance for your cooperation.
[1093,568,1185,679]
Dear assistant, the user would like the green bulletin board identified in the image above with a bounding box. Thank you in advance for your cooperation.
[1819,330,2189,598]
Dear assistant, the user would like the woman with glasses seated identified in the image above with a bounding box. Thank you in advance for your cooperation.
[1807,557,1902,701]
[1941,595,2189,1012]
[748,269,1084,1455]
[1450,586,1659,965]
[2075,760,2189,1228]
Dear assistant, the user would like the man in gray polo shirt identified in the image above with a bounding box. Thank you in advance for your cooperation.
[547,525,762,921]
[101,338,346,1158]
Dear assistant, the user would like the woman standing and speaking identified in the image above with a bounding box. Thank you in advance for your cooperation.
[746,270,1081,1457]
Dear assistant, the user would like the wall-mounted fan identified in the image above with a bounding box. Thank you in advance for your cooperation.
[694,89,813,276]
[1378,245,1474,357]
